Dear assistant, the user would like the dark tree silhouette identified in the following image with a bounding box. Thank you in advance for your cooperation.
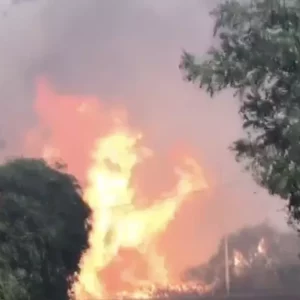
[0,158,91,300]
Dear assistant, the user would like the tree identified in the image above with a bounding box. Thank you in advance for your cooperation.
[180,0,300,227]
[0,158,91,300]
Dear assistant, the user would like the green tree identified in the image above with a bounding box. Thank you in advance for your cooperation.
[180,0,300,227]
[0,158,91,300]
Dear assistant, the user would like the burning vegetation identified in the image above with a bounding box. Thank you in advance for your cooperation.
[72,124,208,300]
[25,79,210,299]
[184,223,300,295]
[24,79,300,299]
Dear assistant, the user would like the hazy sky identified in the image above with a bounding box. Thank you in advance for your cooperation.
[0,0,288,272]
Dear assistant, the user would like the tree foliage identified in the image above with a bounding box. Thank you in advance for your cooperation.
[0,158,91,300]
[180,0,300,227]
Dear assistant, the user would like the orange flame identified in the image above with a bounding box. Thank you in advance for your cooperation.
[25,78,209,299]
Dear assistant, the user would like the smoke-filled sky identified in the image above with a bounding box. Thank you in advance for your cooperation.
[0,0,288,274]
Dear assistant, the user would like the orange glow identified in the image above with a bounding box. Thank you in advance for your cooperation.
[25,78,209,299]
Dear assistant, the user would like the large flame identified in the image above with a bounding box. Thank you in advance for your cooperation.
[25,78,209,299]
[74,125,208,299]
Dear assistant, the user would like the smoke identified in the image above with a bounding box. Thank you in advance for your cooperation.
[0,0,287,277]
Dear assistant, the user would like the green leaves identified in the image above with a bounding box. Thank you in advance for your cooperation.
[180,0,300,227]
[0,158,91,300]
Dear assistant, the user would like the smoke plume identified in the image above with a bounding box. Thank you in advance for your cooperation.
[0,0,287,278]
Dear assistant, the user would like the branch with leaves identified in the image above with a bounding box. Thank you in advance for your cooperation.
[180,0,300,228]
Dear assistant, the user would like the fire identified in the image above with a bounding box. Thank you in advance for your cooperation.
[257,238,266,255]
[26,78,209,299]
[232,237,271,277]
[73,122,208,299]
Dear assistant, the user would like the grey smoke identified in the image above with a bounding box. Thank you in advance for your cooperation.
[0,0,288,275]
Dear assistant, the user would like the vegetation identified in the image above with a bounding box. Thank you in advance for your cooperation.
[184,223,300,294]
[0,158,91,300]
[180,0,300,228]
